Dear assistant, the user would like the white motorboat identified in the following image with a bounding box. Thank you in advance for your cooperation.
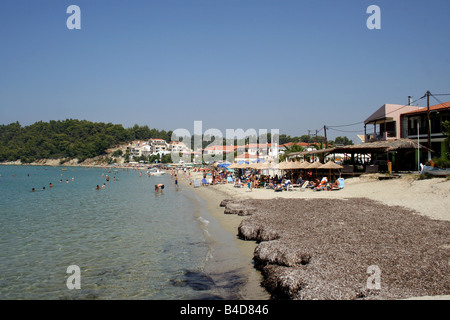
[148,168,165,176]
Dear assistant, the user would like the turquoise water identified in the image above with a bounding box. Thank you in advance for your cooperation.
[0,165,244,300]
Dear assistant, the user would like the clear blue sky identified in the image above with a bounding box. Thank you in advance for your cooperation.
[1,0,449,141]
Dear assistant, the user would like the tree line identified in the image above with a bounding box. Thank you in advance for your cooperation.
[0,119,354,164]
[0,120,173,163]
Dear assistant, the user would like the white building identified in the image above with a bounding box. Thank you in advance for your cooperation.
[149,138,170,155]
[169,141,191,153]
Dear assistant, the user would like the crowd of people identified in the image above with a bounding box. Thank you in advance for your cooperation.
[189,167,343,192]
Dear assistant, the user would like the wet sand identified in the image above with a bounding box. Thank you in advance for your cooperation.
[178,174,270,300]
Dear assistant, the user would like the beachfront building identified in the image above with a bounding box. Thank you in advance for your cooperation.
[149,138,170,155]
[364,104,421,142]
[168,141,190,153]
[127,141,149,158]
[203,145,235,156]
[400,102,450,159]
[201,145,235,164]
[244,143,279,162]
[140,145,152,157]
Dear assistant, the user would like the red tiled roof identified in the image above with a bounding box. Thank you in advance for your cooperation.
[235,153,259,159]
[401,102,450,115]
[245,143,272,148]
[203,145,235,152]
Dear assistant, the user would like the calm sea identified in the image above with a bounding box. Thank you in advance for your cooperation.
[0,165,251,300]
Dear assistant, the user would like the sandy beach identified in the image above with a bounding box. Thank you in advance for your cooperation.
[179,171,450,300]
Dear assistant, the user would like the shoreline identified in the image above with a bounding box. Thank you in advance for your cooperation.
[4,164,449,300]
[181,171,450,300]
[176,172,271,300]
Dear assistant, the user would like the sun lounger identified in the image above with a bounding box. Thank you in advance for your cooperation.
[314,178,328,191]
[194,179,200,188]
[256,181,266,188]
[329,178,344,190]
[326,178,344,190]
[234,179,244,188]
[202,178,209,186]
[227,176,234,183]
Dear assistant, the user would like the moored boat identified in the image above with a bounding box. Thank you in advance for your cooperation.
[420,164,450,176]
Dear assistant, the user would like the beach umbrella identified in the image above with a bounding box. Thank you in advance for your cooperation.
[228,163,239,169]
[319,161,343,181]
[306,161,323,179]
[294,161,311,180]
[217,162,231,168]
[277,161,295,179]
[237,163,249,169]
[278,161,291,170]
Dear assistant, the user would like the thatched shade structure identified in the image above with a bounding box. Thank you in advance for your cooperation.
[297,161,312,169]
[288,139,432,172]
[319,161,343,170]
[305,161,323,179]
[278,161,292,170]
[248,162,261,169]
[289,161,308,170]
[319,161,343,181]
[306,161,323,169]
[259,162,271,169]
[237,162,250,169]
[255,162,271,170]
[228,163,240,169]
[331,138,431,153]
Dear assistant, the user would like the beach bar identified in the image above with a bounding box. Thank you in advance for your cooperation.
[288,139,432,174]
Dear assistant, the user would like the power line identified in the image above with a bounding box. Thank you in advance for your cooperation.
[327,121,362,128]
[326,95,426,131]
[302,92,448,139]
[328,127,362,133]
[430,93,450,107]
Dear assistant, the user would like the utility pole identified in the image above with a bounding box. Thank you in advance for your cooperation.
[323,125,327,149]
[426,90,432,160]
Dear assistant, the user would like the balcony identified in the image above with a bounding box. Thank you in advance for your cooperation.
[365,130,396,142]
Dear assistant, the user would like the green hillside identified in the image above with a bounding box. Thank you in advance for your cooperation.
[0,119,172,163]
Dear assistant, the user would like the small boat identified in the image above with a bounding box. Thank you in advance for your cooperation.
[420,164,450,176]
[148,168,165,176]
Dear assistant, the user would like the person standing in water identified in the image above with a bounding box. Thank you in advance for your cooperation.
[174,174,178,190]
[155,184,164,193]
